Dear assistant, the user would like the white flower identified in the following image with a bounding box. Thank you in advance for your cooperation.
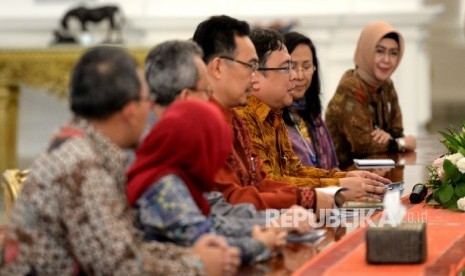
[457,197,465,211]
[457,158,465,173]
[446,153,464,165]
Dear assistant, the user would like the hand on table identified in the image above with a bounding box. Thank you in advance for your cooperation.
[339,177,387,202]
[371,129,392,145]
[192,234,240,276]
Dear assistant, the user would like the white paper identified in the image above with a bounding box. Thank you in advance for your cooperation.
[353,158,395,167]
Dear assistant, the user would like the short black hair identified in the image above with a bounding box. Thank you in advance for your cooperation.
[249,27,284,67]
[193,15,250,63]
[70,46,140,119]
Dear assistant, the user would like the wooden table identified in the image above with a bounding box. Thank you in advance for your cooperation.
[0,47,148,172]
[294,197,465,276]
[240,134,465,275]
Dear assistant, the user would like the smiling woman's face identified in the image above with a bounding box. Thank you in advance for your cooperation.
[373,38,400,82]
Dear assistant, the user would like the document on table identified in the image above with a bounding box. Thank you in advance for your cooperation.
[353,158,395,168]
[341,201,384,210]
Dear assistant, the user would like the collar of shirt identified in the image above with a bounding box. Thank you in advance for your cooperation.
[246,95,283,125]
[72,117,127,182]
[209,97,233,124]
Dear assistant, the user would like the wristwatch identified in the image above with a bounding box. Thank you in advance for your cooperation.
[334,188,347,208]
[396,137,406,152]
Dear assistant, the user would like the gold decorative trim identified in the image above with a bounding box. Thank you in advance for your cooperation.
[0,47,148,172]
[1,169,28,215]
[0,85,19,172]
[0,47,148,99]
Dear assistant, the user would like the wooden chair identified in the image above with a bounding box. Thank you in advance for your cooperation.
[1,169,28,215]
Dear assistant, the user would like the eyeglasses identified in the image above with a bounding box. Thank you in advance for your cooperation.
[292,63,316,74]
[258,60,293,75]
[219,56,259,73]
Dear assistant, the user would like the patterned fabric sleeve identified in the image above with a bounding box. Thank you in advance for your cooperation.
[326,70,404,166]
[135,175,212,246]
[212,103,308,210]
[207,192,268,236]
[0,122,203,276]
[135,174,271,265]
[214,165,309,210]
[235,100,346,188]
[61,163,203,275]
[297,188,317,209]
[337,85,390,154]
[278,121,346,186]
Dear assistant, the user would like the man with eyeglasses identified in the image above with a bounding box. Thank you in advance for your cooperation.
[134,39,314,241]
[0,46,238,276]
[235,27,391,200]
[192,15,348,214]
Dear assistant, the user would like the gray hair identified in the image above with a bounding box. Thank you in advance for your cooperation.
[145,40,204,106]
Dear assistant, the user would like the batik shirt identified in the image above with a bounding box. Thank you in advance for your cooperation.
[205,192,269,235]
[134,174,271,264]
[211,98,317,210]
[235,95,346,188]
[0,118,203,276]
[325,69,404,168]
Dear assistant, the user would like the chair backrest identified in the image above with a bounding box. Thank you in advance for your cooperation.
[1,169,28,215]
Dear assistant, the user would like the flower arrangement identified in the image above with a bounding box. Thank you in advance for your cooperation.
[426,122,465,211]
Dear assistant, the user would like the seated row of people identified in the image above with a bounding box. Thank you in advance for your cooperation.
[0,46,239,275]
[1,14,413,275]
[283,22,416,170]
[126,40,291,265]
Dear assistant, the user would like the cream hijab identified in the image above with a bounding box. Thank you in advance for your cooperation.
[354,21,405,88]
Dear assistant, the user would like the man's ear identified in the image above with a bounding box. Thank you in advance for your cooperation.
[252,82,260,91]
[178,88,191,100]
[252,76,261,91]
[120,101,138,124]
[207,57,222,80]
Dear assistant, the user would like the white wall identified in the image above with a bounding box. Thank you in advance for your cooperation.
[0,0,450,136]
[0,0,426,18]
[426,0,465,129]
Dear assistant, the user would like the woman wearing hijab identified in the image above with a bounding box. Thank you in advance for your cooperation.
[126,100,284,265]
[325,21,416,169]
[282,31,339,169]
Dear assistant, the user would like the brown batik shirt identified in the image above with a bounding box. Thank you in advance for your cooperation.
[235,95,346,188]
[325,69,404,168]
[0,118,203,275]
